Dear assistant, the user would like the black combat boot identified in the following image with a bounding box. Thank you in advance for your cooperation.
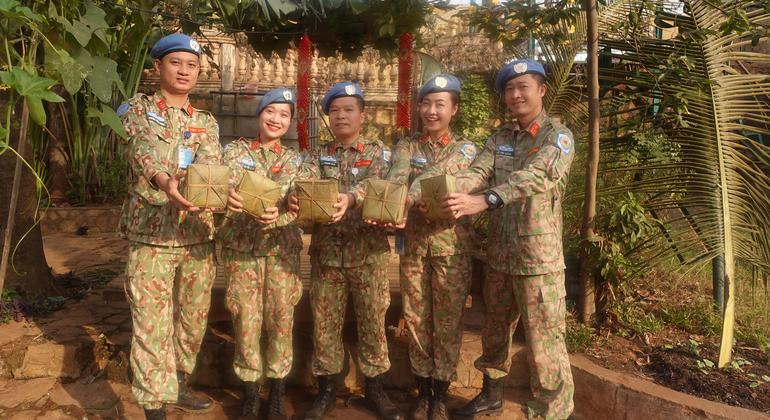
[363,374,405,420]
[170,371,213,412]
[268,378,287,420]
[143,406,166,420]
[430,380,450,420]
[304,375,337,420]
[411,376,432,420]
[242,381,261,418]
[453,374,503,418]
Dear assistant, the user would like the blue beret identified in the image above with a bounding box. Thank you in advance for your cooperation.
[495,59,546,92]
[150,33,201,60]
[322,81,364,114]
[417,73,461,103]
[257,87,296,116]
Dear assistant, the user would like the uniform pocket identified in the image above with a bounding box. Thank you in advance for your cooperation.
[534,283,566,329]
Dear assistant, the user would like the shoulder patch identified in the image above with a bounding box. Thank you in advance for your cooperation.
[459,143,477,160]
[556,133,573,154]
[116,102,130,117]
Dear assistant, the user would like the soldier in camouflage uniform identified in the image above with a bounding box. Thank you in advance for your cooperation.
[385,74,477,420]
[219,87,303,420]
[290,82,403,420]
[117,33,219,420]
[446,60,575,420]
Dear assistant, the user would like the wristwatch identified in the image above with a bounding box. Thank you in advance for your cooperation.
[484,191,503,210]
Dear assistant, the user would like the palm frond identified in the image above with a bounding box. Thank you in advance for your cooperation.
[597,0,770,366]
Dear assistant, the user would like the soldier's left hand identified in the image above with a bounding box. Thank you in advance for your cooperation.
[258,207,280,225]
[444,192,488,219]
[227,188,244,213]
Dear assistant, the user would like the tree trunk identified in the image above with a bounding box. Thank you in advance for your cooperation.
[578,0,600,323]
[0,99,55,297]
[46,87,72,206]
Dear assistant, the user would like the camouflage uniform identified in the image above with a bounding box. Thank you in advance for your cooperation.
[218,137,304,382]
[387,132,477,381]
[118,92,221,409]
[456,112,575,419]
[303,137,393,377]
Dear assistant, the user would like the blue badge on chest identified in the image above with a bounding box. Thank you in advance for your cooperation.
[240,157,257,171]
[147,111,166,127]
[411,156,428,168]
[319,155,338,167]
[496,144,515,157]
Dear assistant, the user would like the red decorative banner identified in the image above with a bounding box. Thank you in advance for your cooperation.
[396,32,414,131]
[297,34,312,151]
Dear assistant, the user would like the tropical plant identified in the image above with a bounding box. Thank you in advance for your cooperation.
[469,0,770,366]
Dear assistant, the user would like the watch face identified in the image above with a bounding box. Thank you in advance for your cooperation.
[487,192,498,205]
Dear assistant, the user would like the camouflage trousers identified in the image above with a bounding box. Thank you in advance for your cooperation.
[400,253,471,381]
[310,258,391,378]
[475,269,574,420]
[223,249,302,382]
[124,242,216,409]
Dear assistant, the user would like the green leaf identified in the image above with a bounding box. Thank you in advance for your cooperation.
[88,56,122,102]
[56,15,93,47]
[0,68,64,103]
[86,105,127,139]
[27,97,46,126]
[348,0,368,15]
[81,0,109,45]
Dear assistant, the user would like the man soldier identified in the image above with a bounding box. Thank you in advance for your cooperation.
[445,59,576,420]
[289,82,403,420]
[117,33,220,420]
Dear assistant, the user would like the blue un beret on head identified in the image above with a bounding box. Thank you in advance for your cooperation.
[322,81,364,114]
[257,87,296,117]
[417,73,461,103]
[150,33,201,60]
[495,59,547,92]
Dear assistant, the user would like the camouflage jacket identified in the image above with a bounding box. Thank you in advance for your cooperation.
[387,131,478,257]
[456,112,575,275]
[118,91,222,246]
[218,137,303,256]
[303,136,392,267]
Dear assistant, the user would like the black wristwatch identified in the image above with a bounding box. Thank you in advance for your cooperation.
[484,191,503,210]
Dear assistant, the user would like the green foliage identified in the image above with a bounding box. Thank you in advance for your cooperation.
[611,298,663,337]
[210,0,438,57]
[659,299,722,337]
[565,314,595,353]
[453,72,494,147]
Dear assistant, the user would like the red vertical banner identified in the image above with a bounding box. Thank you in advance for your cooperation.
[297,34,312,151]
[396,32,414,131]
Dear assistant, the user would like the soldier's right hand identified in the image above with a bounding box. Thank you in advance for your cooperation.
[227,188,244,213]
[287,192,299,216]
[154,171,200,211]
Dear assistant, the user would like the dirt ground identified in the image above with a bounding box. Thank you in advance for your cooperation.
[579,269,770,414]
[2,231,768,418]
[0,232,534,419]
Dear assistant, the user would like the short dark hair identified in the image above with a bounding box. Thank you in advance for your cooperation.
[448,91,460,106]
[533,73,547,85]
[355,97,365,112]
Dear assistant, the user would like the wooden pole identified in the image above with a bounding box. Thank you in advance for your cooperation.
[579,0,600,323]
[0,100,30,294]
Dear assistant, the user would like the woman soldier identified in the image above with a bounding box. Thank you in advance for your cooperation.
[385,74,478,420]
[219,87,304,420]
